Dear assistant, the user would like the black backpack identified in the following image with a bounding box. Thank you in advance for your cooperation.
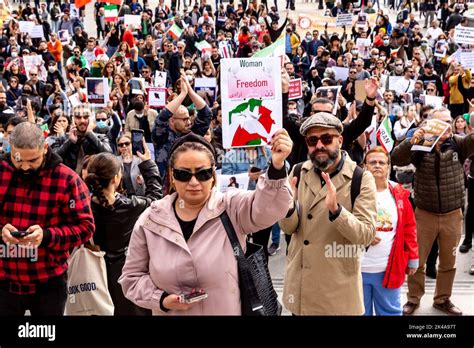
[292,162,364,210]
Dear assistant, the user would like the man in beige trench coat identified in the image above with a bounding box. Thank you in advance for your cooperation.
[280,112,377,315]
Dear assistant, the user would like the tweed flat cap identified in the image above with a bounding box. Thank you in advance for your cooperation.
[299,112,343,135]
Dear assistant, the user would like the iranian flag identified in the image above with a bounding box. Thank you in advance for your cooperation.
[376,115,394,153]
[104,5,118,22]
[229,98,276,147]
[195,40,212,54]
[218,40,232,58]
[252,37,285,65]
[167,23,183,40]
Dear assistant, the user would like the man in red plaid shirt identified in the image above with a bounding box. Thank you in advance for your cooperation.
[0,122,94,315]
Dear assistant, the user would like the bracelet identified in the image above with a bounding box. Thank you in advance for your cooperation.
[159,292,170,312]
[366,96,376,101]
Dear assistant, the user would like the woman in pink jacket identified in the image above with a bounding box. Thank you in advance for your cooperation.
[119,130,293,315]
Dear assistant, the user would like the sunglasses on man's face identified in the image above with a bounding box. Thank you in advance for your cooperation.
[305,134,339,147]
[172,167,214,182]
[118,142,131,147]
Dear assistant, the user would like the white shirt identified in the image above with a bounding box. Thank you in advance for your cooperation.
[394,77,415,96]
[426,27,443,47]
[361,188,398,273]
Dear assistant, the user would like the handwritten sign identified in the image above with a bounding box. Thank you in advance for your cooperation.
[31,25,45,39]
[460,49,474,69]
[336,13,353,27]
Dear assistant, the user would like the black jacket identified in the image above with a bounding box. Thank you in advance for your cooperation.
[91,159,162,257]
[55,131,113,171]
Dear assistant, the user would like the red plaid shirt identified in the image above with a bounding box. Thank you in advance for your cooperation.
[0,151,94,287]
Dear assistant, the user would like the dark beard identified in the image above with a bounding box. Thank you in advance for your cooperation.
[309,148,339,172]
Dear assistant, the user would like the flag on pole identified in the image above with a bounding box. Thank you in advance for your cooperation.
[100,0,122,5]
[195,40,212,54]
[252,37,285,58]
[376,115,395,153]
[167,23,183,40]
[104,5,118,22]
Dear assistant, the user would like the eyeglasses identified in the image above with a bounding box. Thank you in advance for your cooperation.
[356,64,363,67]
[118,142,131,147]
[395,64,403,66]
[107,66,114,69]
[142,70,150,74]
[366,160,388,166]
[305,134,339,147]
[172,167,214,182]
[426,88,435,92]
[96,118,107,121]
[30,73,37,76]
[74,114,90,119]
[349,71,357,74]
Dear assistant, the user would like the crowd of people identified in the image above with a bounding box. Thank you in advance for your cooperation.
[0,0,473,316]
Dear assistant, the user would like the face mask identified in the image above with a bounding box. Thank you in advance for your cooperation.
[186,75,194,82]
[3,139,9,153]
[383,40,389,45]
[191,68,198,74]
[135,112,143,118]
[96,120,107,129]
[48,66,56,73]
[351,49,358,55]
[380,56,386,61]
[421,43,427,48]
[372,54,379,59]
[306,35,312,41]
[11,52,17,58]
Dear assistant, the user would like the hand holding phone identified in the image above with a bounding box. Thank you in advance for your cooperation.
[179,290,208,304]
[10,231,29,238]
[131,129,145,156]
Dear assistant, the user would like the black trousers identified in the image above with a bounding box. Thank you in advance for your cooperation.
[249,226,271,262]
[106,253,151,316]
[0,274,67,315]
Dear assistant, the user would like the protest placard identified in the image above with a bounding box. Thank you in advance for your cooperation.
[388,76,404,90]
[434,41,447,58]
[23,55,46,80]
[147,87,167,109]
[460,50,474,69]
[154,71,167,88]
[289,78,303,100]
[411,119,450,152]
[194,78,217,107]
[356,38,371,59]
[217,173,250,193]
[86,77,109,107]
[31,25,45,39]
[68,92,82,108]
[454,26,474,45]
[18,21,34,34]
[333,66,349,82]
[129,78,146,95]
[336,13,353,27]
[124,14,141,27]
[220,57,282,149]
[424,95,444,108]
[315,86,341,114]
[58,30,70,43]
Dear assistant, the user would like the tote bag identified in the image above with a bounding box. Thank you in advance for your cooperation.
[64,242,114,315]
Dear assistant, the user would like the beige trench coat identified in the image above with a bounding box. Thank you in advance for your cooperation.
[280,155,377,315]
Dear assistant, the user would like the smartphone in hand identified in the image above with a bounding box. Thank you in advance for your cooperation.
[131,129,145,155]
[180,291,208,304]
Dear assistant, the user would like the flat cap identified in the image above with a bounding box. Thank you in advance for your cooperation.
[299,112,343,135]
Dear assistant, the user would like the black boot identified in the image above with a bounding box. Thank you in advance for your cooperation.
[426,264,437,279]
[459,240,472,253]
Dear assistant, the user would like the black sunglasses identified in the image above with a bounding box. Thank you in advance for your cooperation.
[118,142,131,147]
[305,134,339,147]
[172,167,213,182]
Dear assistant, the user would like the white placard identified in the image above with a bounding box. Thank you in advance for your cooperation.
[124,14,141,27]
[30,25,45,39]
[336,13,353,27]
[333,66,349,81]
[424,95,444,108]
[19,21,34,34]
[154,71,167,88]
[460,49,474,69]
[315,86,342,114]
[454,26,474,45]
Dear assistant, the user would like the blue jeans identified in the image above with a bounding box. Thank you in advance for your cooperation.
[362,272,402,316]
[271,223,280,245]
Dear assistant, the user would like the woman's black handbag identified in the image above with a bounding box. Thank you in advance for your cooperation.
[220,211,282,316]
